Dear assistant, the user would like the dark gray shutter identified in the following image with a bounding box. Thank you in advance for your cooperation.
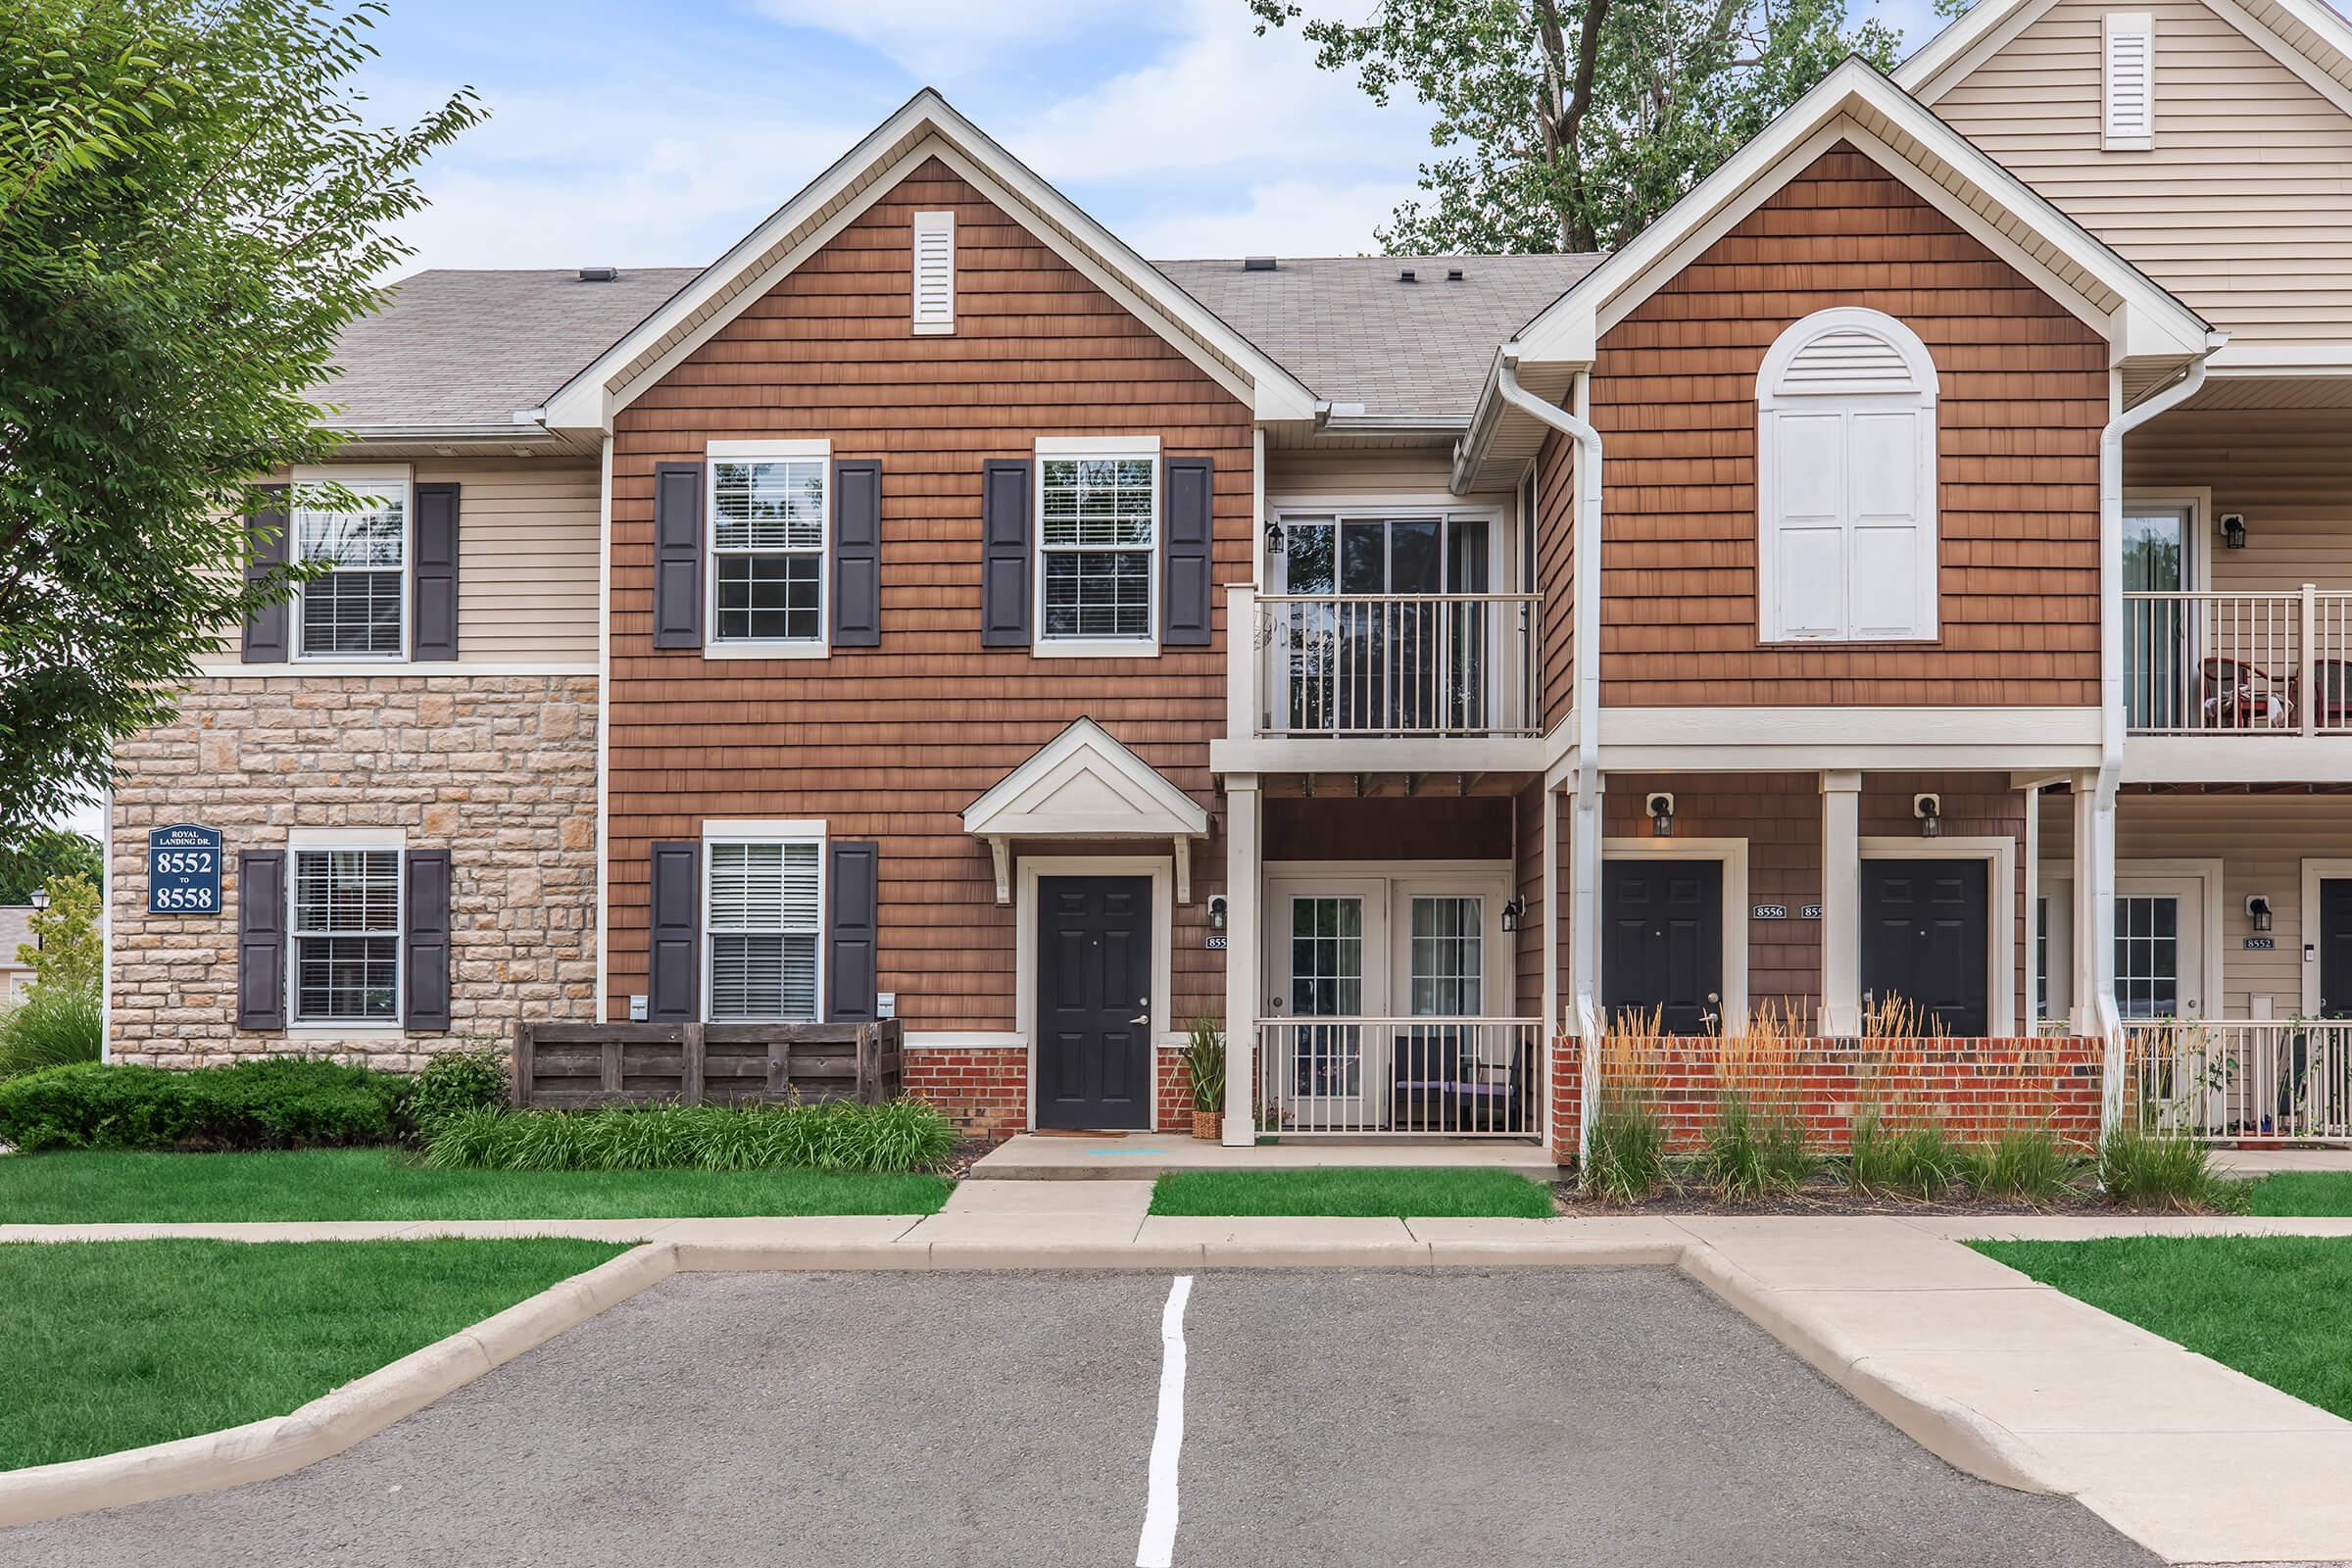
[653,462,704,650]
[236,850,286,1029]
[1161,456,1213,647]
[825,841,880,1022]
[648,841,701,1021]
[979,459,1032,647]
[241,485,290,662]
[403,849,453,1031]
[831,459,882,648]
[412,482,460,662]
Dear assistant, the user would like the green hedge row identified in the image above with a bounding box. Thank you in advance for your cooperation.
[421,1100,958,1175]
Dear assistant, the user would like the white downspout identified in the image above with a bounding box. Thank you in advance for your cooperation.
[2094,356,2209,1129]
[1495,353,1604,1164]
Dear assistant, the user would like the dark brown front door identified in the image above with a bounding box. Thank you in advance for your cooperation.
[1036,876,1153,1130]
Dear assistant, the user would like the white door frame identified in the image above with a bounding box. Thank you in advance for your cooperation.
[1858,837,2018,1037]
[1599,837,1751,1029]
[2038,864,2075,1026]
[2299,858,2352,1016]
[2116,858,2224,1021]
[1016,854,1176,1133]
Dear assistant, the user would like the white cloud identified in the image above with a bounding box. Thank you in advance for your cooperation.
[1118,177,1417,259]
[748,0,1141,76]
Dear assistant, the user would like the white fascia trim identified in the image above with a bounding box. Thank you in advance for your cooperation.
[1038,435,1160,456]
[1597,706,2104,771]
[2207,342,2352,374]
[2208,0,2352,118]
[544,92,1315,432]
[701,818,827,841]
[2121,735,2352,784]
[964,716,1209,838]
[1511,61,2205,370]
[287,826,406,849]
[1895,0,2066,99]
[708,438,831,459]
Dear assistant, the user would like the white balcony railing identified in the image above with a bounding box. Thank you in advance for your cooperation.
[1250,591,1541,739]
[1256,1016,1544,1137]
[2129,1019,2352,1145]
[2124,587,2352,736]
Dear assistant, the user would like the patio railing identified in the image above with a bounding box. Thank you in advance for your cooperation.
[1252,591,1542,738]
[2128,1019,2352,1145]
[1256,1016,1544,1138]
[2123,587,2352,736]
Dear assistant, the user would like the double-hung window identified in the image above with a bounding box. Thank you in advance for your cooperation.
[1037,441,1157,650]
[706,835,823,1020]
[291,846,402,1024]
[709,442,828,650]
[295,478,408,658]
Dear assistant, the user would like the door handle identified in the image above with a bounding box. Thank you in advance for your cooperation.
[1128,1014,1149,1025]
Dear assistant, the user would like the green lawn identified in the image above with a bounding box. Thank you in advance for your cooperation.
[1149,1166,1557,1219]
[0,1239,627,1469]
[2243,1171,2352,1215]
[1975,1235,2352,1421]
[0,1148,952,1222]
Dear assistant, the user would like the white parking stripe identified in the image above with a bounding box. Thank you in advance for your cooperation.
[1135,1274,1194,1568]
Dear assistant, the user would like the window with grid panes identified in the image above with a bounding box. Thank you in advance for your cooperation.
[292,849,401,1022]
[1409,897,1484,1016]
[1039,456,1154,642]
[295,482,407,657]
[707,840,821,1019]
[711,458,826,644]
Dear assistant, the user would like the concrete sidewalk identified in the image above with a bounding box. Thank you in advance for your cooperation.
[967,1131,1560,1181]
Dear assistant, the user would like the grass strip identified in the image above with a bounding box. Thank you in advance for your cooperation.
[1974,1235,2352,1421]
[0,1148,951,1222]
[2243,1171,2352,1215]
[1149,1166,1555,1219]
[0,1238,626,1470]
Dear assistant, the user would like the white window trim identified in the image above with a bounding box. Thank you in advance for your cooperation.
[704,438,831,659]
[912,209,955,335]
[1032,439,1161,659]
[1858,837,2017,1037]
[1756,307,1940,646]
[700,822,827,1025]
[2103,11,2157,151]
[289,466,413,664]
[285,827,406,1032]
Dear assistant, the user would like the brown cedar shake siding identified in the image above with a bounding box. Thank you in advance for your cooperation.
[605,159,1251,1031]
[1588,143,2108,709]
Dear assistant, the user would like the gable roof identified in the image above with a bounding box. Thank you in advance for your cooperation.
[538,88,1319,433]
[961,718,1208,840]
[1159,255,1603,426]
[1897,0,2352,115]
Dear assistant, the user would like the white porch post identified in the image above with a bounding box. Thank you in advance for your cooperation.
[2071,769,2116,1039]
[1569,769,1603,1165]
[1820,770,1862,1034]
[1222,773,1260,1146]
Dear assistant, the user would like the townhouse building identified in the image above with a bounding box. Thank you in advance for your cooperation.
[104,0,2352,1159]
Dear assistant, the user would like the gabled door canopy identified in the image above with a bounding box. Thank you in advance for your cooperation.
[963,717,1210,905]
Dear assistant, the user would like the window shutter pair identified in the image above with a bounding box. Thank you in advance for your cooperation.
[234,848,452,1031]
[646,841,879,1022]
[978,455,1214,646]
[241,483,459,661]
[651,460,883,648]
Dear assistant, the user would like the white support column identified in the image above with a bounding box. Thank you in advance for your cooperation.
[2023,784,2041,1029]
[1569,769,1604,1165]
[1820,770,1862,1035]
[2071,769,2116,1040]
[1222,773,1260,1147]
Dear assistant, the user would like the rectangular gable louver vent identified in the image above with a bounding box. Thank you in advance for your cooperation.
[912,210,955,335]
[2103,13,2155,148]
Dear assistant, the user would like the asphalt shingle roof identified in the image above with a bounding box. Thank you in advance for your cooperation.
[323,253,1606,432]
[321,267,700,429]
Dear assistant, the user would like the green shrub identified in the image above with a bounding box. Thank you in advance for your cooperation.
[1583,1100,1668,1204]
[1180,1016,1225,1114]
[406,1045,510,1135]
[1846,1111,1971,1199]
[1701,1090,1812,1200]
[421,1098,957,1175]
[2099,1122,2247,1213]
[0,984,102,1078]
[1966,1124,2086,1204]
[0,1058,405,1152]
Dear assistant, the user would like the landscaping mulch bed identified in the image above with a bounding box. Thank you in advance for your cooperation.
[1551,1178,2122,1218]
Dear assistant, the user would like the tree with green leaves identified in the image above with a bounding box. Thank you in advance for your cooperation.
[1249,0,1902,254]
[0,827,100,906]
[0,0,482,836]
[18,872,101,995]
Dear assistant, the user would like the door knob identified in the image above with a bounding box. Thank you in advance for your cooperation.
[1129,1014,1149,1025]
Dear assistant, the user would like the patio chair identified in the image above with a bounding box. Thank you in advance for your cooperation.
[1391,1028,1462,1130]
[2200,657,2289,730]
[1450,1034,1536,1135]
[2294,660,2352,731]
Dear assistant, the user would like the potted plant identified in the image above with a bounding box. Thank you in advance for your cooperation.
[1181,1015,1225,1140]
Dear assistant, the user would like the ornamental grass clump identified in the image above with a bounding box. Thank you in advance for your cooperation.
[1583,1009,1670,1205]
[1967,1122,2085,1204]
[1700,1004,1814,1200]
[0,984,102,1079]
[421,1098,957,1175]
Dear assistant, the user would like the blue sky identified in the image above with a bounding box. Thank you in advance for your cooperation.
[361,0,1953,274]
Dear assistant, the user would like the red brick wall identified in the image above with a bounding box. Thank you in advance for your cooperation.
[1158,1046,1199,1136]
[903,1048,1025,1143]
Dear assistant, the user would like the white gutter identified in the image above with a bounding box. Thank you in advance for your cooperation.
[1494,351,1605,1164]
[2089,356,2209,1128]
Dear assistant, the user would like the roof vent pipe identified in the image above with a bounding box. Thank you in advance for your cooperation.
[1399,268,1417,283]
[578,266,618,283]
[1447,268,1464,281]
[1243,256,1277,271]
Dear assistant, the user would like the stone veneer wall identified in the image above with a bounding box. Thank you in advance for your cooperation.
[109,675,598,1070]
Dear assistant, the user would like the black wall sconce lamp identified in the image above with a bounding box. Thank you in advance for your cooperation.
[1914,793,1942,839]
[1647,792,1675,839]
[1207,895,1229,932]
[1500,896,1527,933]
[2221,513,2248,550]
[2246,894,2274,933]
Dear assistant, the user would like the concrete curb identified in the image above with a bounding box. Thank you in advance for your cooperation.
[0,1242,681,1530]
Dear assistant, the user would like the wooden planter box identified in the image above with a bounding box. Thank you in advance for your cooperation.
[514,1020,905,1108]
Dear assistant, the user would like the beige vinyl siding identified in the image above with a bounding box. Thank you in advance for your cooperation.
[198,458,599,669]
[2126,409,2352,591]
[1262,448,1526,586]
[1935,0,2352,347]
[2042,789,2352,1016]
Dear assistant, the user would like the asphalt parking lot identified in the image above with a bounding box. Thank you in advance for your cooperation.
[5,1267,2160,1568]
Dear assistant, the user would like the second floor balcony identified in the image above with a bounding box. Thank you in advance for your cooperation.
[1242,587,1543,741]
[2124,587,2352,738]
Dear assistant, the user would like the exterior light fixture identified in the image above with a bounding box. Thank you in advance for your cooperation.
[28,888,48,911]
[1646,792,1675,839]
[1914,793,1941,839]
[1499,896,1526,933]
[2221,513,2248,550]
[1207,895,1229,932]
[2246,895,2274,933]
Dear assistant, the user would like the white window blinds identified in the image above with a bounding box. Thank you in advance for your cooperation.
[707,840,821,1020]
[912,210,955,334]
[2104,13,2155,148]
